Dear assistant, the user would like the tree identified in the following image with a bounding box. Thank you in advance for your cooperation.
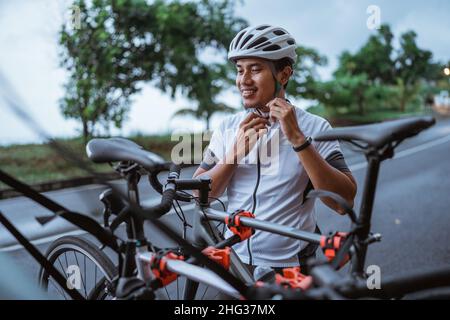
[334,24,395,84]
[394,31,434,112]
[312,73,369,115]
[59,0,247,142]
[60,1,142,142]
[313,24,438,116]
[286,46,328,99]
[171,63,236,130]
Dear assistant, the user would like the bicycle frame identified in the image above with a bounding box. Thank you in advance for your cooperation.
[114,168,327,299]
[347,144,394,277]
[181,200,324,299]
[186,141,397,283]
[114,141,393,297]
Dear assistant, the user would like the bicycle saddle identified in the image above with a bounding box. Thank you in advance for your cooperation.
[86,137,165,171]
[314,116,435,148]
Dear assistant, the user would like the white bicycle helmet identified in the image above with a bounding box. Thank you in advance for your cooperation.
[228,24,297,64]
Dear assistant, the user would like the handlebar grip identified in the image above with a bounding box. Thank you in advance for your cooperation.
[148,163,192,202]
[139,164,190,220]
[169,163,181,176]
[138,188,175,220]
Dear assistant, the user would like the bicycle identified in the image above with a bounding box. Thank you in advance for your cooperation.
[36,138,325,299]
[36,115,442,300]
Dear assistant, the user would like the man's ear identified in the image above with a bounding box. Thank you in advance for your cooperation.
[280,66,293,86]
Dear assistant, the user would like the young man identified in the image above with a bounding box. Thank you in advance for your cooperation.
[192,25,357,273]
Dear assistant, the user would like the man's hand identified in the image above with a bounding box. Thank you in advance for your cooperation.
[267,98,305,146]
[227,112,269,163]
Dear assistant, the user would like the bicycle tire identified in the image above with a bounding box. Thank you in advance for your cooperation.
[38,235,117,300]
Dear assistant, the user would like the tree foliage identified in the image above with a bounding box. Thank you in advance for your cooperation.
[312,24,441,116]
[59,0,247,141]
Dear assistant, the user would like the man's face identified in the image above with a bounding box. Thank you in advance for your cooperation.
[235,58,276,109]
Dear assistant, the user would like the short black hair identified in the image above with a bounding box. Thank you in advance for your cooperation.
[272,57,293,89]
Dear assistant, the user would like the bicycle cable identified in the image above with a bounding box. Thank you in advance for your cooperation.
[178,190,228,236]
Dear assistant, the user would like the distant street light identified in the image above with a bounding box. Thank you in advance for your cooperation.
[444,67,450,76]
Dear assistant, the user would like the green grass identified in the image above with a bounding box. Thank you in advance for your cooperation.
[0,139,108,190]
[0,133,209,191]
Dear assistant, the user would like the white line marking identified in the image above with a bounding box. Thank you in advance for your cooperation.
[0,229,89,252]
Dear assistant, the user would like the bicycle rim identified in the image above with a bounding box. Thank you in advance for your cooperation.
[38,236,117,300]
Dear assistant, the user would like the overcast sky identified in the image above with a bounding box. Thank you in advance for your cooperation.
[0,0,449,145]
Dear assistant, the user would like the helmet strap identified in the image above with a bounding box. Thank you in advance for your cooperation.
[267,61,283,98]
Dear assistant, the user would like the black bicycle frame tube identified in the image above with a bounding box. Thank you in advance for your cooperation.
[341,266,450,299]
[0,169,118,251]
[126,173,146,245]
[0,211,84,300]
[351,153,381,276]
[204,208,323,244]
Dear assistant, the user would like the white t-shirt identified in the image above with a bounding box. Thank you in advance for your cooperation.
[205,106,342,267]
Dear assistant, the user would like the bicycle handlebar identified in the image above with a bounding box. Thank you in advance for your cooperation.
[148,163,192,202]
[137,164,181,219]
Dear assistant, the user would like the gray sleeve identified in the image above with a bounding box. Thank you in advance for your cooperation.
[325,150,350,173]
[199,148,219,171]
[301,150,351,204]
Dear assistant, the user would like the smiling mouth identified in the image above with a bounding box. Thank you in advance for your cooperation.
[241,89,257,98]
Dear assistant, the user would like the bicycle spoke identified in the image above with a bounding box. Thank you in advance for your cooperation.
[56,257,65,277]
[164,286,171,300]
[73,251,87,297]
[53,257,69,299]
[83,254,87,293]
[63,252,69,271]
[94,264,98,285]
[200,285,209,300]
[49,278,67,300]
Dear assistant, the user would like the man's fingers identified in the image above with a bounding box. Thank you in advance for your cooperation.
[257,128,268,137]
[243,117,269,130]
[241,112,259,125]
[270,109,282,122]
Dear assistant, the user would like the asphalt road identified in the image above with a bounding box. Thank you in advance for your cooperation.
[1,116,450,299]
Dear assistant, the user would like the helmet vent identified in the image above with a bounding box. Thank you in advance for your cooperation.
[241,34,253,48]
[256,25,270,30]
[247,37,268,49]
[287,39,295,45]
[273,30,286,36]
[234,31,245,49]
[263,44,281,52]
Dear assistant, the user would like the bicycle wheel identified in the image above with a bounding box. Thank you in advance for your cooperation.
[38,236,117,300]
